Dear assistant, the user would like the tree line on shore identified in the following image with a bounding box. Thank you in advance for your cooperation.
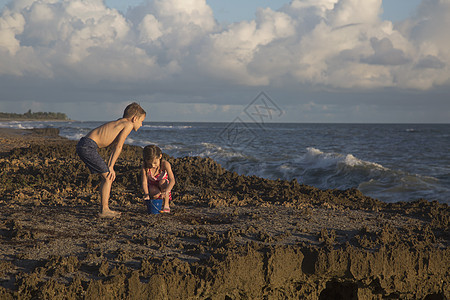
[0,110,69,120]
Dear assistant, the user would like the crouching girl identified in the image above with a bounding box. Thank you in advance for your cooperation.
[142,145,175,213]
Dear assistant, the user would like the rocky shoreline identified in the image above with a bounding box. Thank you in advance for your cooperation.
[0,128,448,299]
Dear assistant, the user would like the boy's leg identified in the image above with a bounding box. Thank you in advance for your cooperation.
[98,173,121,218]
[76,138,118,217]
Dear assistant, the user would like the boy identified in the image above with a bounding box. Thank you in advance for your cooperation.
[76,102,146,218]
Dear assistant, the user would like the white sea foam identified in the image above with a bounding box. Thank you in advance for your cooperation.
[163,144,181,151]
[62,132,85,140]
[300,147,387,171]
[343,154,386,170]
[0,120,62,130]
[0,121,34,129]
[129,138,160,148]
[199,142,245,159]
[142,125,192,130]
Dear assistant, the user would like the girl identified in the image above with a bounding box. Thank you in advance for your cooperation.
[141,145,175,213]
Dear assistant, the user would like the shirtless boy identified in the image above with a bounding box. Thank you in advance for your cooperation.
[76,103,146,218]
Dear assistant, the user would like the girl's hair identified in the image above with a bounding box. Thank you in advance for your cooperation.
[143,145,162,169]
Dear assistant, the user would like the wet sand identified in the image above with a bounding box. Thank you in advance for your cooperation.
[0,128,448,299]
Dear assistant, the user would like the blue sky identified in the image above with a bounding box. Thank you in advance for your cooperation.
[0,0,422,22]
[0,0,448,123]
[103,0,422,23]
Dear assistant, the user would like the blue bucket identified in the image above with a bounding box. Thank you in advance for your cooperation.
[145,199,162,214]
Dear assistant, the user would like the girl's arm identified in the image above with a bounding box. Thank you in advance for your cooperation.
[141,166,150,200]
[162,160,175,193]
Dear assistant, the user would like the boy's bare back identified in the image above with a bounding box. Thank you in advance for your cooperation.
[86,118,134,148]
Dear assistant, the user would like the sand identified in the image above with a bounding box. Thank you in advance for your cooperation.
[0,128,448,299]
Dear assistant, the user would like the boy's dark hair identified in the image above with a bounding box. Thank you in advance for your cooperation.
[123,102,146,118]
[143,145,162,169]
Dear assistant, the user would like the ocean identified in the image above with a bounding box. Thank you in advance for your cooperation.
[1,120,449,204]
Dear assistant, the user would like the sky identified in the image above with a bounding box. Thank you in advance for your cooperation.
[0,0,449,123]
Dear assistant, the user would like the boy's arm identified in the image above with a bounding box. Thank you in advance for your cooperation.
[141,167,150,200]
[106,125,133,180]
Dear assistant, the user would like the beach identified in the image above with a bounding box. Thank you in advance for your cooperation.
[0,128,448,299]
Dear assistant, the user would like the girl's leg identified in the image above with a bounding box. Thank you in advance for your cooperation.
[148,184,161,199]
[159,179,170,210]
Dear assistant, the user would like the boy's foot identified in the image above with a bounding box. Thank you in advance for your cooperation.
[98,209,121,218]
[160,207,170,213]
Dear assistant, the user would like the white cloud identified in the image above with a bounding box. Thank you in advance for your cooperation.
[0,0,449,96]
[131,0,216,53]
[0,10,25,55]
[362,37,410,66]
[329,0,382,26]
[197,8,296,85]
[138,14,163,44]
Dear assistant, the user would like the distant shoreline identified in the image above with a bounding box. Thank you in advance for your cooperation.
[0,110,70,121]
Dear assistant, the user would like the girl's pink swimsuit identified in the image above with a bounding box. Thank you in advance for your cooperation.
[147,169,172,200]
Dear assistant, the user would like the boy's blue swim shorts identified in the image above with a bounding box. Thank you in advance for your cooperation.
[76,137,109,174]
